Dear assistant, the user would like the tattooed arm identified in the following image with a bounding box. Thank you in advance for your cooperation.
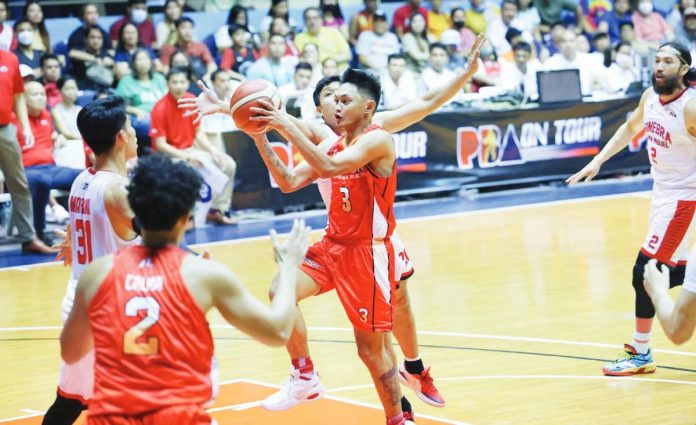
[251,133,325,193]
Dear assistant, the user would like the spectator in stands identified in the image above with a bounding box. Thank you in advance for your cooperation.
[487,0,522,57]
[321,0,349,40]
[350,0,378,44]
[0,48,55,253]
[114,22,160,80]
[156,0,182,48]
[19,64,35,82]
[576,32,591,53]
[0,0,13,52]
[545,21,566,56]
[260,0,296,42]
[543,29,604,95]
[499,41,539,96]
[465,0,500,35]
[160,17,216,80]
[441,30,466,71]
[534,0,587,33]
[13,19,44,76]
[200,69,238,147]
[632,0,674,48]
[245,33,294,86]
[474,40,503,87]
[16,81,81,245]
[402,13,434,73]
[67,3,112,57]
[322,57,339,77]
[620,21,650,56]
[168,50,201,95]
[52,76,82,142]
[116,48,167,144]
[22,1,50,53]
[500,27,524,62]
[71,25,115,90]
[427,0,451,41]
[393,0,429,38]
[295,7,351,70]
[150,68,237,225]
[667,0,695,29]
[259,17,300,59]
[215,5,259,53]
[418,42,458,105]
[300,43,323,84]
[603,41,640,93]
[279,62,316,119]
[380,53,417,110]
[675,7,696,53]
[356,10,400,73]
[110,0,156,49]
[512,0,541,37]
[38,54,61,108]
[450,8,477,56]
[220,24,258,77]
[595,0,632,44]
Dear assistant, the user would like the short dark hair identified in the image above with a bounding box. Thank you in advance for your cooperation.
[166,66,189,81]
[76,96,128,155]
[505,27,523,44]
[429,42,448,54]
[40,53,60,68]
[387,53,406,63]
[13,18,31,31]
[340,68,381,109]
[501,0,519,8]
[593,32,609,42]
[450,7,463,20]
[56,75,77,90]
[85,24,103,38]
[295,62,313,74]
[127,0,146,6]
[210,68,228,82]
[313,75,341,106]
[128,154,202,232]
[619,21,634,30]
[512,41,532,54]
[175,16,194,28]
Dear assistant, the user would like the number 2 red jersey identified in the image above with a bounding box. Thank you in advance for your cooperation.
[87,245,214,417]
[326,124,397,242]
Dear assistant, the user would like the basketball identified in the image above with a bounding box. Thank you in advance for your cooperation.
[229,79,282,135]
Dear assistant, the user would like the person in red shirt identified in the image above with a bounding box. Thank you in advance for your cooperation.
[38,54,62,108]
[60,153,309,425]
[16,81,81,245]
[159,17,217,80]
[392,0,429,38]
[0,48,55,253]
[109,0,156,49]
[219,24,258,77]
[150,68,236,225]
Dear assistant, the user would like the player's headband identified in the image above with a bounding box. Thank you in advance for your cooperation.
[657,46,690,66]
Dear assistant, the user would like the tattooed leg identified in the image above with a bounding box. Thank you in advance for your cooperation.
[354,329,402,417]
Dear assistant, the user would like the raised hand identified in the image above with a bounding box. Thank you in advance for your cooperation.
[269,219,311,268]
[177,80,227,125]
[463,34,486,79]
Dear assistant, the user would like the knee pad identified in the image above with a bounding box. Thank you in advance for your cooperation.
[632,252,650,290]
[632,252,655,319]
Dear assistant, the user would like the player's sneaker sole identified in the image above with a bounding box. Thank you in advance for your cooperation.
[398,369,445,408]
[602,363,657,376]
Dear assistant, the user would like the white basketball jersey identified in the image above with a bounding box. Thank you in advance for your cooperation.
[68,169,131,282]
[316,123,340,207]
[643,88,696,192]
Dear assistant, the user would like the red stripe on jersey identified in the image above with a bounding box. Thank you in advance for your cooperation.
[88,245,214,416]
[653,200,696,264]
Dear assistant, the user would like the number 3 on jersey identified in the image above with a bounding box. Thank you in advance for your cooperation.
[75,218,93,265]
[123,296,160,356]
[339,186,352,213]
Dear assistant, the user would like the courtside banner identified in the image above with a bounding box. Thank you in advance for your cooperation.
[224,95,645,210]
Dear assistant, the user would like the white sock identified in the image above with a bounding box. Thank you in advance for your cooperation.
[632,331,651,354]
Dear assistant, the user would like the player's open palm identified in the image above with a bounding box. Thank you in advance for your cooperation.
[566,159,601,185]
[643,259,670,299]
[270,219,311,268]
[178,80,223,124]
[463,34,486,79]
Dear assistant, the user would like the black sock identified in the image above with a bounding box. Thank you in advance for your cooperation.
[404,358,424,375]
[42,393,86,425]
[401,396,412,414]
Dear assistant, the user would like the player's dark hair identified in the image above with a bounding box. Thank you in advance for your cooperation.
[76,96,128,155]
[313,75,341,106]
[659,41,696,85]
[128,154,202,232]
[340,68,381,107]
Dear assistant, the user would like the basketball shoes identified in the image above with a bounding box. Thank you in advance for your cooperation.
[602,344,656,376]
[398,363,445,407]
[260,368,325,411]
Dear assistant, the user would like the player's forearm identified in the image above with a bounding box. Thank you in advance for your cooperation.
[593,123,632,165]
[653,290,683,342]
[267,263,299,344]
[280,122,335,177]
[254,136,300,193]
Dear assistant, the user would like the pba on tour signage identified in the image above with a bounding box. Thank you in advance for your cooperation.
[457,117,603,169]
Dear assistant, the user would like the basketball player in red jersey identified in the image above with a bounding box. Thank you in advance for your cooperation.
[60,153,310,424]
[179,36,485,415]
[569,42,696,376]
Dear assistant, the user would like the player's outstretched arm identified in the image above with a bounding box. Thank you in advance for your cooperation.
[644,259,696,345]
[566,88,651,185]
[178,80,228,124]
[250,133,322,193]
[374,34,486,133]
[207,219,311,346]
[61,255,113,363]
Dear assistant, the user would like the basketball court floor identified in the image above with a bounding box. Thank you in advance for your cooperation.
[2,177,696,424]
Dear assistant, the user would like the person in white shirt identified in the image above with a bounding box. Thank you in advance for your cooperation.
[486,0,522,57]
[542,29,604,95]
[603,41,641,93]
[201,69,239,143]
[418,42,459,106]
[0,0,12,51]
[355,10,401,73]
[380,53,418,110]
[278,62,317,119]
[498,41,539,97]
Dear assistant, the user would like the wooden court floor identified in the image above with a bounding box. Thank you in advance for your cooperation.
[2,192,696,424]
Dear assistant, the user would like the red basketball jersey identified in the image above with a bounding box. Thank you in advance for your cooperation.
[87,245,214,416]
[326,124,397,242]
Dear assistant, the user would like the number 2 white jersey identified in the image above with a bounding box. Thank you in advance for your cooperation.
[68,169,132,282]
[644,88,696,193]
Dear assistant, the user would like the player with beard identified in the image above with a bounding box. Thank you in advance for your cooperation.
[568,42,696,375]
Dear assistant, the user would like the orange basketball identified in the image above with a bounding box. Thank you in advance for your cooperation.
[229,79,282,135]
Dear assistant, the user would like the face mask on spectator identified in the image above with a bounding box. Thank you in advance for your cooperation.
[130,8,148,25]
[638,2,653,14]
[453,20,465,30]
[17,30,34,46]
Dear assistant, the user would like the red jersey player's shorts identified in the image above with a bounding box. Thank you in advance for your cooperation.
[300,236,396,332]
[87,403,211,425]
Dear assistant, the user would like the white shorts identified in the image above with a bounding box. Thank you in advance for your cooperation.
[641,191,696,266]
[392,232,414,283]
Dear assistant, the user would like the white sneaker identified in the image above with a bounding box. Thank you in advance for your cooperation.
[260,368,325,411]
[52,204,70,223]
